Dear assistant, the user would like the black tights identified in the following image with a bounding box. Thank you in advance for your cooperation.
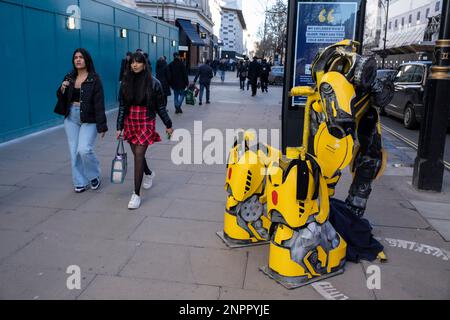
[130,144,152,196]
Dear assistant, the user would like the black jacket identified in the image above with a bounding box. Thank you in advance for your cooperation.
[260,63,271,77]
[194,64,214,85]
[167,58,189,91]
[54,72,108,133]
[248,61,262,80]
[117,77,172,131]
[156,59,172,97]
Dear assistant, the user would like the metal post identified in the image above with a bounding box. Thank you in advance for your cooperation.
[381,0,390,69]
[413,0,450,192]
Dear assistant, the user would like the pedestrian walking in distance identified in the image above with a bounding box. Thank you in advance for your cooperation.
[119,52,132,83]
[193,60,214,105]
[219,58,227,83]
[237,60,248,90]
[260,59,271,93]
[167,52,189,114]
[54,48,107,193]
[117,52,174,209]
[156,56,171,108]
[248,56,262,97]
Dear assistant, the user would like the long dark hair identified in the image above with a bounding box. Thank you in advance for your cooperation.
[72,48,96,75]
[121,52,153,105]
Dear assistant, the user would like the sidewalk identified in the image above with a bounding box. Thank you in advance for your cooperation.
[0,84,449,300]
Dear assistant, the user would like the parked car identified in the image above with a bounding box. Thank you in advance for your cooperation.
[383,61,435,129]
[268,66,284,85]
[376,69,397,81]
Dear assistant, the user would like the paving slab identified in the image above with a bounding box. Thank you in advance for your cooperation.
[0,205,58,232]
[0,170,37,186]
[2,233,138,276]
[165,184,225,202]
[364,203,430,230]
[426,219,450,242]
[78,275,219,300]
[410,201,450,221]
[76,192,173,217]
[372,226,450,270]
[129,216,224,249]
[33,210,146,241]
[361,261,450,300]
[1,187,97,210]
[0,229,40,263]
[120,242,247,288]
[188,172,226,187]
[162,198,225,222]
[0,264,95,300]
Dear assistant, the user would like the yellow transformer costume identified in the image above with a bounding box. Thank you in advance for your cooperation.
[221,40,391,287]
[262,40,390,287]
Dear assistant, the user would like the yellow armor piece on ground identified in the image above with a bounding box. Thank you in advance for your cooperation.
[223,133,280,245]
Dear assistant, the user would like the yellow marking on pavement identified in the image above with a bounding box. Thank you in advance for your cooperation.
[381,124,450,171]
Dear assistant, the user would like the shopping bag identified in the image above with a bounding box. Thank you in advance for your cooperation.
[111,137,127,184]
[185,89,196,105]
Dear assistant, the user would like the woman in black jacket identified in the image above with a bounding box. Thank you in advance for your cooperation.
[55,48,107,193]
[117,52,174,209]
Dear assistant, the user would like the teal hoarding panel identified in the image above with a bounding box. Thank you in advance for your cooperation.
[23,0,79,15]
[80,20,101,66]
[128,30,139,52]
[157,37,164,61]
[0,2,29,133]
[140,18,157,35]
[139,33,149,57]
[115,8,138,30]
[157,24,170,38]
[0,0,178,142]
[79,0,113,25]
[99,24,117,107]
[24,8,59,126]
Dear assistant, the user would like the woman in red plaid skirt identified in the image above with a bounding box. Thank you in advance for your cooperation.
[117,52,174,209]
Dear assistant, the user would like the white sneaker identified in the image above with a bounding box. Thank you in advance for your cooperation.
[128,192,141,210]
[143,171,155,190]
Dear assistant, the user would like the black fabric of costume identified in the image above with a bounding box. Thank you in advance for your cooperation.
[329,198,384,262]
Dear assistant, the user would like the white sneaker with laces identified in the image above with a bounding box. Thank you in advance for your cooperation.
[128,192,141,210]
[143,171,155,190]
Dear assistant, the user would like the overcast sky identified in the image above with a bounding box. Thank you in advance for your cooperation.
[242,0,278,52]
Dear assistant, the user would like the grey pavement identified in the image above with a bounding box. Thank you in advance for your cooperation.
[0,81,449,300]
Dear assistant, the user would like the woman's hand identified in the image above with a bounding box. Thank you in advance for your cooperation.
[116,130,123,140]
[166,127,174,139]
[61,81,70,93]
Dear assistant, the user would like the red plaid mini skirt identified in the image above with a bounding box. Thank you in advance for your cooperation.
[123,106,162,146]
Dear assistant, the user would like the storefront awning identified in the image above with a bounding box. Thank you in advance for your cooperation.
[177,19,205,47]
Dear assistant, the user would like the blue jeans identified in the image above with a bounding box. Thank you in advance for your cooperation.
[64,105,100,187]
[220,70,225,82]
[199,83,210,103]
[173,89,186,110]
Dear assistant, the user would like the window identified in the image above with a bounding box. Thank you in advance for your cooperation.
[402,17,405,27]
[436,1,440,11]
[395,65,423,83]
[409,14,412,24]
[395,19,398,28]
[417,11,421,21]
[389,21,392,29]
[426,8,430,17]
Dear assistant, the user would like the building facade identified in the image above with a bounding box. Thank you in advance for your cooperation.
[371,0,443,69]
[219,0,246,59]
[134,0,216,72]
